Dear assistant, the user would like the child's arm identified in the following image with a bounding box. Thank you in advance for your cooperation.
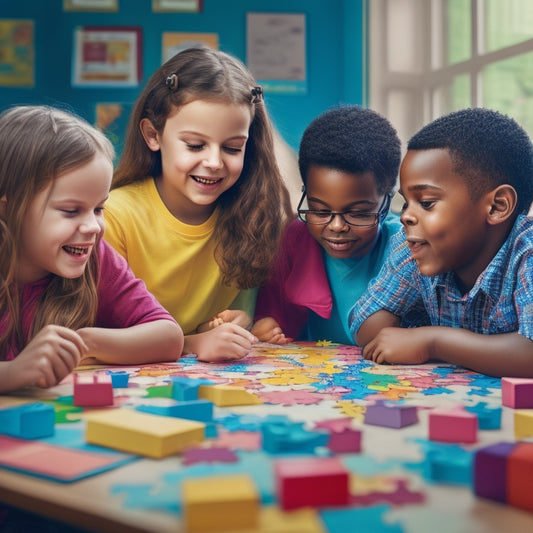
[196,309,252,332]
[77,319,183,365]
[0,325,87,393]
[182,323,258,363]
[362,325,533,377]
[251,317,292,345]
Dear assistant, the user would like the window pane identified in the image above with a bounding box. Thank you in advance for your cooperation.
[446,0,471,64]
[483,52,533,138]
[432,74,470,117]
[484,0,533,52]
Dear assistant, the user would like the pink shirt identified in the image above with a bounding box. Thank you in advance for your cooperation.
[2,239,175,361]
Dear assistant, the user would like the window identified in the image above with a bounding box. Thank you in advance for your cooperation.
[370,0,533,143]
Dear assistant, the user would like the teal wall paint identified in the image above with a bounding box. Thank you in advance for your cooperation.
[0,0,366,150]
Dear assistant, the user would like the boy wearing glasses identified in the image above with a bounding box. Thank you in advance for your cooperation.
[251,105,402,344]
[349,108,533,377]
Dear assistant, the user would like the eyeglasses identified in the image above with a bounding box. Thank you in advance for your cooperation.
[297,190,392,227]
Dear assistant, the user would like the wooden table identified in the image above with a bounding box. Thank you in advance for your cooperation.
[1,342,533,533]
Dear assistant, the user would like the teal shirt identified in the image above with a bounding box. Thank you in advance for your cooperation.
[306,215,402,344]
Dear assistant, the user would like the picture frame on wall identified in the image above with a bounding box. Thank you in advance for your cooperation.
[72,26,142,87]
[64,0,119,12]
[162,32,218,63]
[0,19,34,87]
[152,0,202,13]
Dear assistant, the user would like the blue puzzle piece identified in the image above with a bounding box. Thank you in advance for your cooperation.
[0,402,55,439]
[261,419,329,453]
[321,505,404,533]
[169,377,213,401]
[465,402,501,430]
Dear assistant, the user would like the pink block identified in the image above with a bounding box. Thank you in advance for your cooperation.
[327,428,362,453]
[73,374,114,407]
[501,378,533,409]
[274,456,349,510]
[428,407,477,443]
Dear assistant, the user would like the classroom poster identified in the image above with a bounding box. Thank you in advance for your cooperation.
[162,32,218,63]
[0,19,34,87]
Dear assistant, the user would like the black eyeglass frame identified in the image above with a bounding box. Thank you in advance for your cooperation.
[297,188,393,227]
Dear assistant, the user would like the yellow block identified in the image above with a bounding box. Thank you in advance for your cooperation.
[183,474,259,532]
[198,385,262,407]
[85,408,204,458]
[514,409,533,439]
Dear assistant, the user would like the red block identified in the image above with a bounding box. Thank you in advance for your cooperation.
[274,456,349,510]
[501,378,533,409]
[73,374,114,407]
[428,407,477,443]
[507,442,533,512]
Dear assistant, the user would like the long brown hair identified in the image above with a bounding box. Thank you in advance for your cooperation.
[113,46,291,288]
[0,105,115,357]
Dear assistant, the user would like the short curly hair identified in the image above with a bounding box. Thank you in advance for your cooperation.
[298,105,401,196]
[407,107,533,214]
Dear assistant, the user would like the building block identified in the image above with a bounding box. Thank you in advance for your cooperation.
[73,373,114,407]
[364,400,418,429]
[106,370,129,388]
[261,420,329,454]
[501,377,533,408]
[274,456,350,510]
[326,428,362,454]
[428,406,477,443]
[182,474,259,532]
[85,408,205,458]
[513,409,533,439]
[423,446,473,485]
[198,384,262,406]
[473,442,516,502]
[507,441,533,512]
[464,402,501,430]
[170,377,212,401]
[0,402,55,439]
[136,399,213,422]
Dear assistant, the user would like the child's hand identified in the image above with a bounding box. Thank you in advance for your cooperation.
[5,325,88,391]
[196,309,252,333]
[251,317,292,345]
[185,323,258,363]
[362,326,431,365]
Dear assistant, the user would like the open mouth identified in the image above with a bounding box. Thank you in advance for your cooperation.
[63,245,89,256]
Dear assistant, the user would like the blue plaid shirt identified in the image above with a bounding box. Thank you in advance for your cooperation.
[349,215,533,342]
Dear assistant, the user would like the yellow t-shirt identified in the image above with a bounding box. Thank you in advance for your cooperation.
[104,178,254,335]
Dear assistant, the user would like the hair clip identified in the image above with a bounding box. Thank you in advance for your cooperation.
[251,86,263,104]
[165,73,179,91]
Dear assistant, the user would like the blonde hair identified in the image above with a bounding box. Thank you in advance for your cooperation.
[0,105,115,357]
[113,46,291,288]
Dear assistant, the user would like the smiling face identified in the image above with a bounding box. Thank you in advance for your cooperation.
[304,166,385,259]
[399,148,494,289]
[18,153,112,285]
[143,99,252,225]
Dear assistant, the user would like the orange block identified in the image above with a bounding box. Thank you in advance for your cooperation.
[507,441,533,512]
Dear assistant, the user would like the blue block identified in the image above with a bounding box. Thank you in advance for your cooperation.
[169,377,213,401]
[424,447,473,485]
[106,370,130,388]
[261,420,329,453]
[136,399,213,422]
[0,402,55,439]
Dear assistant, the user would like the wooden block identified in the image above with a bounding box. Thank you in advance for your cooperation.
[136,399,213,422]
[105,370,129,388]
[428,407,477,443]
[198,384,262,407]
[182,474,259,532]
[474,442,516,502]
[514,409,533,439]
[0,402,55,439]
[170,377,212,401]
[507,442,533,512]
[73,373,114,407]
[327,428,362,454]
[501,377,533,408]
[85,408,204,458]
[274,456,349,510]
[364,400,418,429]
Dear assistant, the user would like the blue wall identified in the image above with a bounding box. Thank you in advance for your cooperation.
[0,0,366,150]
